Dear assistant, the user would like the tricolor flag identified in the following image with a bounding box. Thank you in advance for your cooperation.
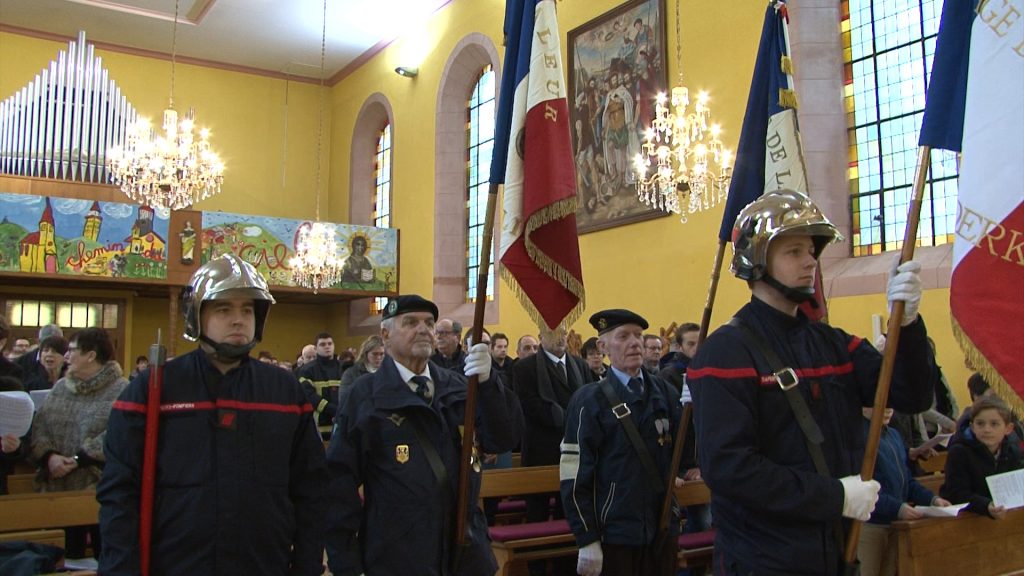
[491,0,584,330]
[919,0,1023,410]
[718,1,826,319]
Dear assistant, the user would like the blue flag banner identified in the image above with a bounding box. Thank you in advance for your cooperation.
[717,1,806,242]
[917,0,976,151]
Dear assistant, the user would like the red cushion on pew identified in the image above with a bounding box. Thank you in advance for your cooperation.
[496,499,527,513]
[677,529,716,549]
[489,519,571,542]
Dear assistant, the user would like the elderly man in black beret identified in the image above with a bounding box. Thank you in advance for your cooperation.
[559,309,682,576]
[325,294,524,576]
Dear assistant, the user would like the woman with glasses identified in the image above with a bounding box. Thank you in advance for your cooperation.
[30,327,129,559]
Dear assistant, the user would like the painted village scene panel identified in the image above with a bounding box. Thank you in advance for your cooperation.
[202,211,398,292]
[0,192,169,279]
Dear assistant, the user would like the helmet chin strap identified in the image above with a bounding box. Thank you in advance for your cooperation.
[762,273,819,308]
[199,335,257,362]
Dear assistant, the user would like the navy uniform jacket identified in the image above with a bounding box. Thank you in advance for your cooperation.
[325,355,523,576]
[512,350,594,467]
[97,349,327,576]
[559,369,681,548]
[298,355,343,430]
[689,297,936,576]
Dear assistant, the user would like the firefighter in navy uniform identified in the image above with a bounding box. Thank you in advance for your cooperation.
[297,332,343,437]
[325,295,523,576]
[688,189,937,575]
[97,253,327,576]
[560,309,682,576]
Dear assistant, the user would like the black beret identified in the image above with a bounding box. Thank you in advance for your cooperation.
[382,294,439,321]
[589,309,649,335]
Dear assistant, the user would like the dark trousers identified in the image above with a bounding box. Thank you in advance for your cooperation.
[602,541,677,576]
[526,492,574,576]
[65,524,101,559]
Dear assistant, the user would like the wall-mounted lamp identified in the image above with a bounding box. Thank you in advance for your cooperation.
[395,66,419,78]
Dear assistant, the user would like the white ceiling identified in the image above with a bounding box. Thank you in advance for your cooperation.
[0,0,452,80]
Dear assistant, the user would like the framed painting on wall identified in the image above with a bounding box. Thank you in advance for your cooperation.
[568,0,669,234]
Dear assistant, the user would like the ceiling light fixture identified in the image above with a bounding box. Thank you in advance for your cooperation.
[632,0,732,223]
[395,66,419,78]
[106,0,224,211]
[289,0,343,293]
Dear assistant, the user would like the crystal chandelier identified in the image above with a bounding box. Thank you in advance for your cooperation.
[106,0,224,211]
[633,0,732,223]
[289,0,342,293]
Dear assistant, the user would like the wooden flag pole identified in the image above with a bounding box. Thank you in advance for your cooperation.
[455,181,501,557]
[843,145,932,571]
[698,240,728,343]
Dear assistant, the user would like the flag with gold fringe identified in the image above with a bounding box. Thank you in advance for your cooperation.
[919,0,1023,412]
[718,1,828,319]
[490,0,584,330]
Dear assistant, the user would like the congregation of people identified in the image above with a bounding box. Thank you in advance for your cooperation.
[1,191,1021,576]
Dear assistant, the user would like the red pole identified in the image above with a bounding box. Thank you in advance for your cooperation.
[139,332,167,576]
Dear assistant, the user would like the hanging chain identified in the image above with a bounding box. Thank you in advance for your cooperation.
[314,0,327,221]
[675,0,683,84]
[169,0,179,108]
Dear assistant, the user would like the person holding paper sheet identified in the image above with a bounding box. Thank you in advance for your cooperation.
[857,406,950,576]
[0,376,29,495]
[941,395,1023,519]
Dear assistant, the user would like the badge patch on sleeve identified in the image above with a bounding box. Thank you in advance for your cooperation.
[395,444,410,464]
[559,441,580,480]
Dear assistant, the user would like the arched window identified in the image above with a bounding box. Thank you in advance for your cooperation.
[466,66,496,302]
[347,94,395,334]
[842,0,957,255]
[372,123,392,314]
[433,33,501,324]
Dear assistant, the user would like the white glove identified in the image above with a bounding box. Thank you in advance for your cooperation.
[464,342,492,382]
[576,541,603,576]
[887,259,922,326]
[840,475,881,521]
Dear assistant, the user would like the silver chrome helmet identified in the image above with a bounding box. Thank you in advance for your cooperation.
[181,253,275,342]
[730,189,843,281]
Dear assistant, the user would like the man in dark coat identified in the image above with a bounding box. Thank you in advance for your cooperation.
[97,253,327,576]
[511,325,593,576]
[325,295,523,576]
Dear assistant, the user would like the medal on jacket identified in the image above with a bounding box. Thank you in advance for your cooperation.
[655,418,671,446]
[396,444,410,464]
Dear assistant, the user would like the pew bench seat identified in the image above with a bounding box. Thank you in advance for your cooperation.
[489,518,577,576]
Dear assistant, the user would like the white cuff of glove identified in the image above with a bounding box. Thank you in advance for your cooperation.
[887,259,922,326]
[576,541,603,576]
[463,342,492,382]
[840,475,880,521]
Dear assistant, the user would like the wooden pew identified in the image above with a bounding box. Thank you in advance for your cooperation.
[480,466,574,576]
[0,529,65,548]
[6,472,36,494]
[481,466,715,576]
[893,507,1024,576]
[0,490,100,532]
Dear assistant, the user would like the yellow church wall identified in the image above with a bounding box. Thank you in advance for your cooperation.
[1,3,974,415]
